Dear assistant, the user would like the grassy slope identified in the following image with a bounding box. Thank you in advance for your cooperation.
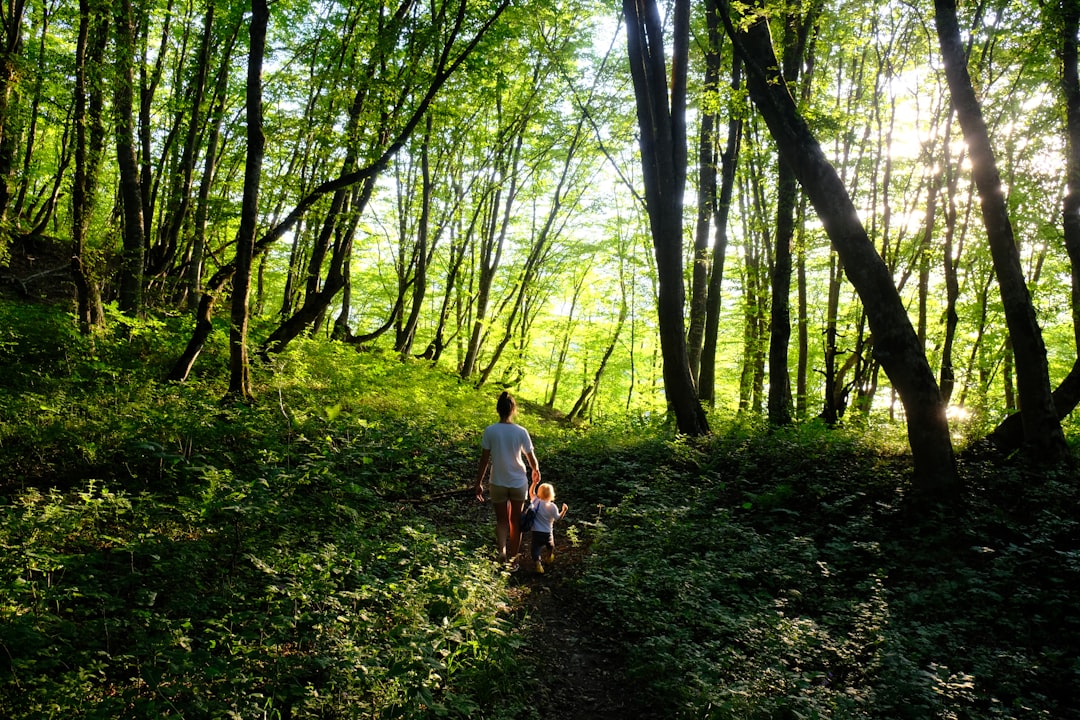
[1,300,1077,719]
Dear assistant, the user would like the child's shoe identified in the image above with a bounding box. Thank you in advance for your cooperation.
[534,559,545,574]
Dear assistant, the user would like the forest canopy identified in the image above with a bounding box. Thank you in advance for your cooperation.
[1,0,1078,477]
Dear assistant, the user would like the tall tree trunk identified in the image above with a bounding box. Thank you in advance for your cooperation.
[72,0,107,333]
[547,268,587,408]
[723,0,958,495]
[623,0,708,435]
[185,27,237,312]
[934,0,1067,463]
[137,0,173,255]
[396,118,435,359]
[461,129,523,379]
[686,4,723,384]
[795,195,808,418]
[157,3,213,285]
[113,0,146,316]
[227,0,268,401]
[12,6,47,223]
[938,113,961,403]
[476,116,585,388]
[0,0,25,224]
[767,0,817,427]
[738,150,770,415]
[700,53,742,406]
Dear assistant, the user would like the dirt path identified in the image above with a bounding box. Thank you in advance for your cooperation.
[508,541,631,719]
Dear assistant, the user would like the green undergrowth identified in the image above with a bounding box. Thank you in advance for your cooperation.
[0,302,540,719]
[1,300,1078,718]
[575,427,1080,719]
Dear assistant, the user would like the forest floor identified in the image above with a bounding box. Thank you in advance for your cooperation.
[508,537,632,720]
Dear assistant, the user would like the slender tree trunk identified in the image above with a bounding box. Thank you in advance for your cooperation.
[157,3,213,284]
[935,0,1067,463]
[938,114,960,403]
[477,118,584,388]
[723,0,957,494]
[396,119,434,359]
[72,0,107,333]
[461,131,522,379]
[185,24,237,311]
[227,0,268,401]
[624,0,708,435]
[12,6,47,223]
[790,194,807,419]
[767,0,817,427]
[768,152,795,425]
[113,0,146,316]
[686,6,723,384]
[0,0,26,224]
[547,269,586,408]
[700,54,742,406]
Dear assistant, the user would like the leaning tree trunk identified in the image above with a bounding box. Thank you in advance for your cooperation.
[624,0,708,435]
[723,0,958,495]
[934,0,1068,463]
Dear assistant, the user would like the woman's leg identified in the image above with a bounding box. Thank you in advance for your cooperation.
[507,499,525,557]
[493,500,510,560]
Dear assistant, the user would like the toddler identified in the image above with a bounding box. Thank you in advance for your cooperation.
[527,476,568,574]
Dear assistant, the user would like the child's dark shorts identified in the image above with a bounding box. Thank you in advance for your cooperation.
[530,530,554,559]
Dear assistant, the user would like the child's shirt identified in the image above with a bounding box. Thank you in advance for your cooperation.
[530,498,563,534]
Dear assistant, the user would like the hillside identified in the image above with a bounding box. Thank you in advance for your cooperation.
[1,300,1077,719]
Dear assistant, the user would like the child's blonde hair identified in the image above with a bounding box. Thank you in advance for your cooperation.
[537,482,556,501]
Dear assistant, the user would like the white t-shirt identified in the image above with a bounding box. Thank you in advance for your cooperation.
[529,498,562,533]
[481,422,534,488]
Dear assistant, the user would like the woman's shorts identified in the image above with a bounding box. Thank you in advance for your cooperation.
[490,483,527,503]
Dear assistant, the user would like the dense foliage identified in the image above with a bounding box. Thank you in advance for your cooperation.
[579,431,1080,718]
[0,300,535,718]
[1,300,1077,718]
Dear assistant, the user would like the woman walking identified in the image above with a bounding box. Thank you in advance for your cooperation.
[474,391,540,566]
